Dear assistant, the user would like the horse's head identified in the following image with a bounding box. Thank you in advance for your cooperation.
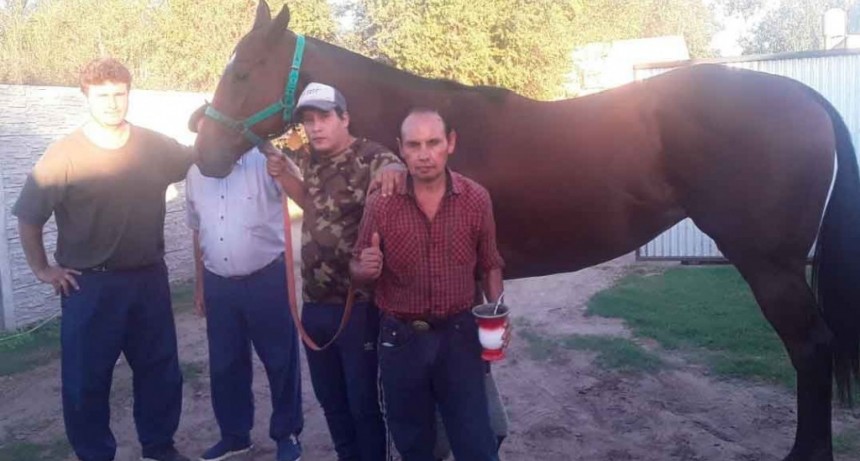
[194,0,306,177]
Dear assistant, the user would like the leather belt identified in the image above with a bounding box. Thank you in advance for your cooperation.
[79,262,158,273]
[388,310,470,332]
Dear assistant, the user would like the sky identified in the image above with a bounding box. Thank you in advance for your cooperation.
[709,0,781,56]
[712,15,750,56]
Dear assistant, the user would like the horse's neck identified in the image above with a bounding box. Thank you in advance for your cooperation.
[297,37,560,161]
[305,37,518,108]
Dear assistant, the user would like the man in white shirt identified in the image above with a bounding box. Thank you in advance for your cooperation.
[185,107,302,461]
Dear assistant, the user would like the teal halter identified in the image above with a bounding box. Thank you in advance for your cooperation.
[204,35,306,146]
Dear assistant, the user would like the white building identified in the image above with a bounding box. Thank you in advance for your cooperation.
[566,35,690,96]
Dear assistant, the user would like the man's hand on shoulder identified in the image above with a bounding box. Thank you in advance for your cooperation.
[368,164,407,197]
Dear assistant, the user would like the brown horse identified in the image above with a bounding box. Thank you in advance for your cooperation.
[194,2,860,460]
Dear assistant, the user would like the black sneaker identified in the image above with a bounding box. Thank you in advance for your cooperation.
[141,446,191,461]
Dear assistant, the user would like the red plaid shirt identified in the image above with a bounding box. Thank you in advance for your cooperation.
[353,170,504,318]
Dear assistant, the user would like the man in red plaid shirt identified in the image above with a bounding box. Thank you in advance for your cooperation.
[351,108,504,461]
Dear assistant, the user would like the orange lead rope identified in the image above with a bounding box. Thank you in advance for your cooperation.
[282,193,355,351]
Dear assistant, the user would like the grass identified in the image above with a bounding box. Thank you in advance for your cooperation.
[562,335,664,373]
[834,428,860,456]
[518,327,664,374]
[171,281,195,314]
[180,361,206,384]
[587,266,795,387]
[0,319,61,377]
[0,439,71,461]
[0,282,195,377]
[518,327,560,362]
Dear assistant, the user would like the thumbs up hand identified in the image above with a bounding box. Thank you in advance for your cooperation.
[356,232,384,282]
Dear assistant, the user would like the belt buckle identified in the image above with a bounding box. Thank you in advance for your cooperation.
[411,320,431,332]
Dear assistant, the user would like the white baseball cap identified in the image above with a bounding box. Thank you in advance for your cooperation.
[294,82,348,118]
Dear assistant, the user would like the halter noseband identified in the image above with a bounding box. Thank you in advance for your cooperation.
[204,35,306,145]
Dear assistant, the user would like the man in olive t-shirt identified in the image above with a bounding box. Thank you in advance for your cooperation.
[12,58,193,461]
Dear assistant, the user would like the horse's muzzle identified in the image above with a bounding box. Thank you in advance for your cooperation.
[195,150,235,178]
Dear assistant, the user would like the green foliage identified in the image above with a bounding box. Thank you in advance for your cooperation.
[570,0,717,58]
[0,0,152,86]
[0,0,336,91]
[1,0,718,98]
[346,0,716,100]
[587,266,796,387]
[141,0,257,91]
[736,0,855,54]
[143,0,336,91]
[287,0,338,41]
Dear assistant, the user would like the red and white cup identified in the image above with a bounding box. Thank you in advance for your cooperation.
[471,303,510,362]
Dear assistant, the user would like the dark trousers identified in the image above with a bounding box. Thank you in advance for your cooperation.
[302,301,387,461]
[61,262,183,461]
[203,257,303,445]
[379,311,498,461]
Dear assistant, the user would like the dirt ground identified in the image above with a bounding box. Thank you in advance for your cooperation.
[1,247,859,461]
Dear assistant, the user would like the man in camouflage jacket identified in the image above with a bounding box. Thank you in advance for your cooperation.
[266,82,404,461]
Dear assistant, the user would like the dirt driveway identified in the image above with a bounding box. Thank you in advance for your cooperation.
[1,250,858,460]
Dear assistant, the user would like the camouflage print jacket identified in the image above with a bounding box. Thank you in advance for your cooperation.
[301,138,402,303]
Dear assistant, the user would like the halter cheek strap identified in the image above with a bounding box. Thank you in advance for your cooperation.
[204,35,306,145]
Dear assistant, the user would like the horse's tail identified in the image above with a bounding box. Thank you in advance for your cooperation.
[811,89,860,404]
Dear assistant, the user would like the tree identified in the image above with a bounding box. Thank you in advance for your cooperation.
[0,0,152,86]
[1,0,717,96]
[144,0,336,91]
[344,0,716,100]
[723,0,855,54]
[571,0,717,58]
[0,0,337,91]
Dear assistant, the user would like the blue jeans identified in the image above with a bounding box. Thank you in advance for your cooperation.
[302,301,386,460]
[61,262,182,461]
[203,257,303,445]
[378,311,498,461]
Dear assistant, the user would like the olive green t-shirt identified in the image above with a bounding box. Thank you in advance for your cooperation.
[12,125,193,270]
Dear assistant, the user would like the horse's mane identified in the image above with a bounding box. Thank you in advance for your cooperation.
[434,79,510,103]
[303,35,512,104]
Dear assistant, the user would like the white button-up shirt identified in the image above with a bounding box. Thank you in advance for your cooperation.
[185,148,285,277]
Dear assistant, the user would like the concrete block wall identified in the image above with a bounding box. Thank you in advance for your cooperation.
[0,85,208,330]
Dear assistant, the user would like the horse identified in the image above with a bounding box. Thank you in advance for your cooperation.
[193,2,860,460]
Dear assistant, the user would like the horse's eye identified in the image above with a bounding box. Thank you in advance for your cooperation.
[234,72,250,82]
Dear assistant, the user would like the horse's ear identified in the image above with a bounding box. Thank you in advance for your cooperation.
[266,5,291,46]
[253,0,272,30]
[274,5,292,31]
